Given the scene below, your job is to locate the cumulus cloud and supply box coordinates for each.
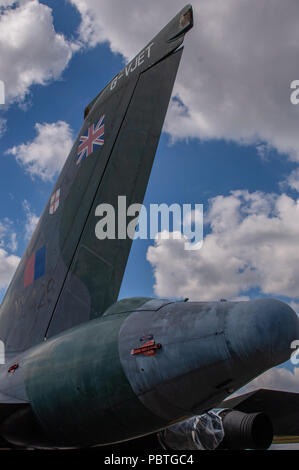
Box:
[285,168,299,192]
[70,0,299,160]
[0,1,18,6]
[0,0,76,104]
[0,248,20,289]
[0,217,17,250]
[0,218,20,288]
[6,121,73,181]
[147,190,299,301]
[68,0,165,57]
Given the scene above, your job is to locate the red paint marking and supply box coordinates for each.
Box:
[24,253,35,288]
[49,188,60,215]
[131,340,162,356]
[8,363,19,373]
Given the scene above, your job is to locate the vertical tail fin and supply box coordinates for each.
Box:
[0,5,193,353]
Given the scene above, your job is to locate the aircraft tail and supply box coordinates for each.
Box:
[0,5,193,354]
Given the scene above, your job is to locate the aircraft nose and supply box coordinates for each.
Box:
[225,298,299,370]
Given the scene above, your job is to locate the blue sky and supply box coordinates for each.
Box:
[1,0,299,393]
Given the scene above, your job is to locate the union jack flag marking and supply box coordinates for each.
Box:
[77,115,105,165]
[49,188,60,215]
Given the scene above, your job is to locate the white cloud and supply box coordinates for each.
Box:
[285,168,299,192]
[69,0,191,59]
[0,217,17,250]
[147,190,299,301]
[0,1,17,6]
[70,0,299,160]
[23,199,39,239]
[0,217,20,288]
[0,248,20,289]
[0,0,76,104]
[6,121,73,181]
